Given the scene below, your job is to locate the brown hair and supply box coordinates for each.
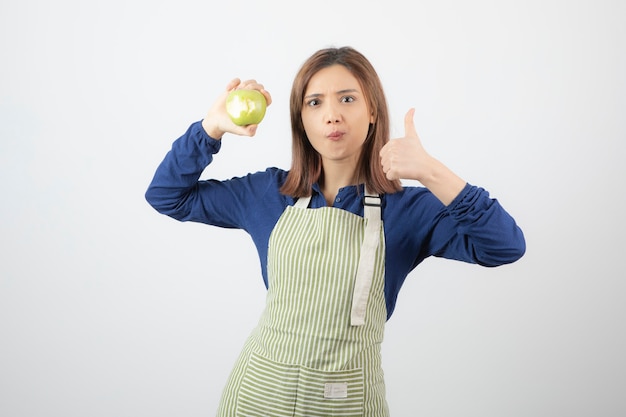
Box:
[280,46,402,197]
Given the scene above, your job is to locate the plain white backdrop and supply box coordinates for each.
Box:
[1,0,625,416]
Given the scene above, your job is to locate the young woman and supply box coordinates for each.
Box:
[146,46,525,417]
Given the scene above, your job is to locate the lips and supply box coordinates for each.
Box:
[326,130,344,141]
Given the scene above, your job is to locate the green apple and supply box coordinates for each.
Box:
[225,89,267,126]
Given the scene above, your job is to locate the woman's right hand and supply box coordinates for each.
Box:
[201,78,272,140]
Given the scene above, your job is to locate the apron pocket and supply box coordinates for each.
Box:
[236,352,365,417]
[236,352,299,417]
[295,365,365,417]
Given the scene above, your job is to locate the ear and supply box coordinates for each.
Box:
[369,110,375,124]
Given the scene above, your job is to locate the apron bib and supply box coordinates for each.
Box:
[217,191,389,417]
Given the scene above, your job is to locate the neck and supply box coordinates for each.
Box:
[319,160,361,206]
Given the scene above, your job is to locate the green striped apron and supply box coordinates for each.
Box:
[216,190,389,417]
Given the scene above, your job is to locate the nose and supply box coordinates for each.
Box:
[324,102,341,124]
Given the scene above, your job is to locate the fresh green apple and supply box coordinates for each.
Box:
[225,89,267,126]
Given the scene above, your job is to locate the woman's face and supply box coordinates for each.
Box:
[301,64,373,169]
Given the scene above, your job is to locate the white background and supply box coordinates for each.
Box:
[1,0,625,416]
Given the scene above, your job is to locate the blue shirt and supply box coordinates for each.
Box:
[145,121,526,319]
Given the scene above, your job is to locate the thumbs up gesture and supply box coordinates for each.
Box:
[380,108,466,206]
[379,108,429,182]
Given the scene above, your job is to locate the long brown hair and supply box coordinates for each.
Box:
[280,46,402,197]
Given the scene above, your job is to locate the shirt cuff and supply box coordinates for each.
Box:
[195,120,222,154]
[446,183,489,222]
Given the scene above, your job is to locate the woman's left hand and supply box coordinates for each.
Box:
[380,108,466,206]
[379,108,430,182]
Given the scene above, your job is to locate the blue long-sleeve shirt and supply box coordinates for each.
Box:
[145,121,526,319]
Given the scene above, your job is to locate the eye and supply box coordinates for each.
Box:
[341,96,355,103]
[306,98,320,107]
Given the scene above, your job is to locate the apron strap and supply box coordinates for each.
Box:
[292,187,382,326]
[293,194,312,209]
[351,187,381,326]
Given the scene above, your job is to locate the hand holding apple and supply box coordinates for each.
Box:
[201,78,272,139]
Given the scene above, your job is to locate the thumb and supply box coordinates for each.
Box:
[232,123,258,137]
[404,108,419,139]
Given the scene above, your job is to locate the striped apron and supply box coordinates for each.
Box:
[216,190,389,417]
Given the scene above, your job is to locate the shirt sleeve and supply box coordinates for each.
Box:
[145,121,269,230]
[430,183,526,267]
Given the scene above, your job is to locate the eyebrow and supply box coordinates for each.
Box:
[304,88,360,100]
